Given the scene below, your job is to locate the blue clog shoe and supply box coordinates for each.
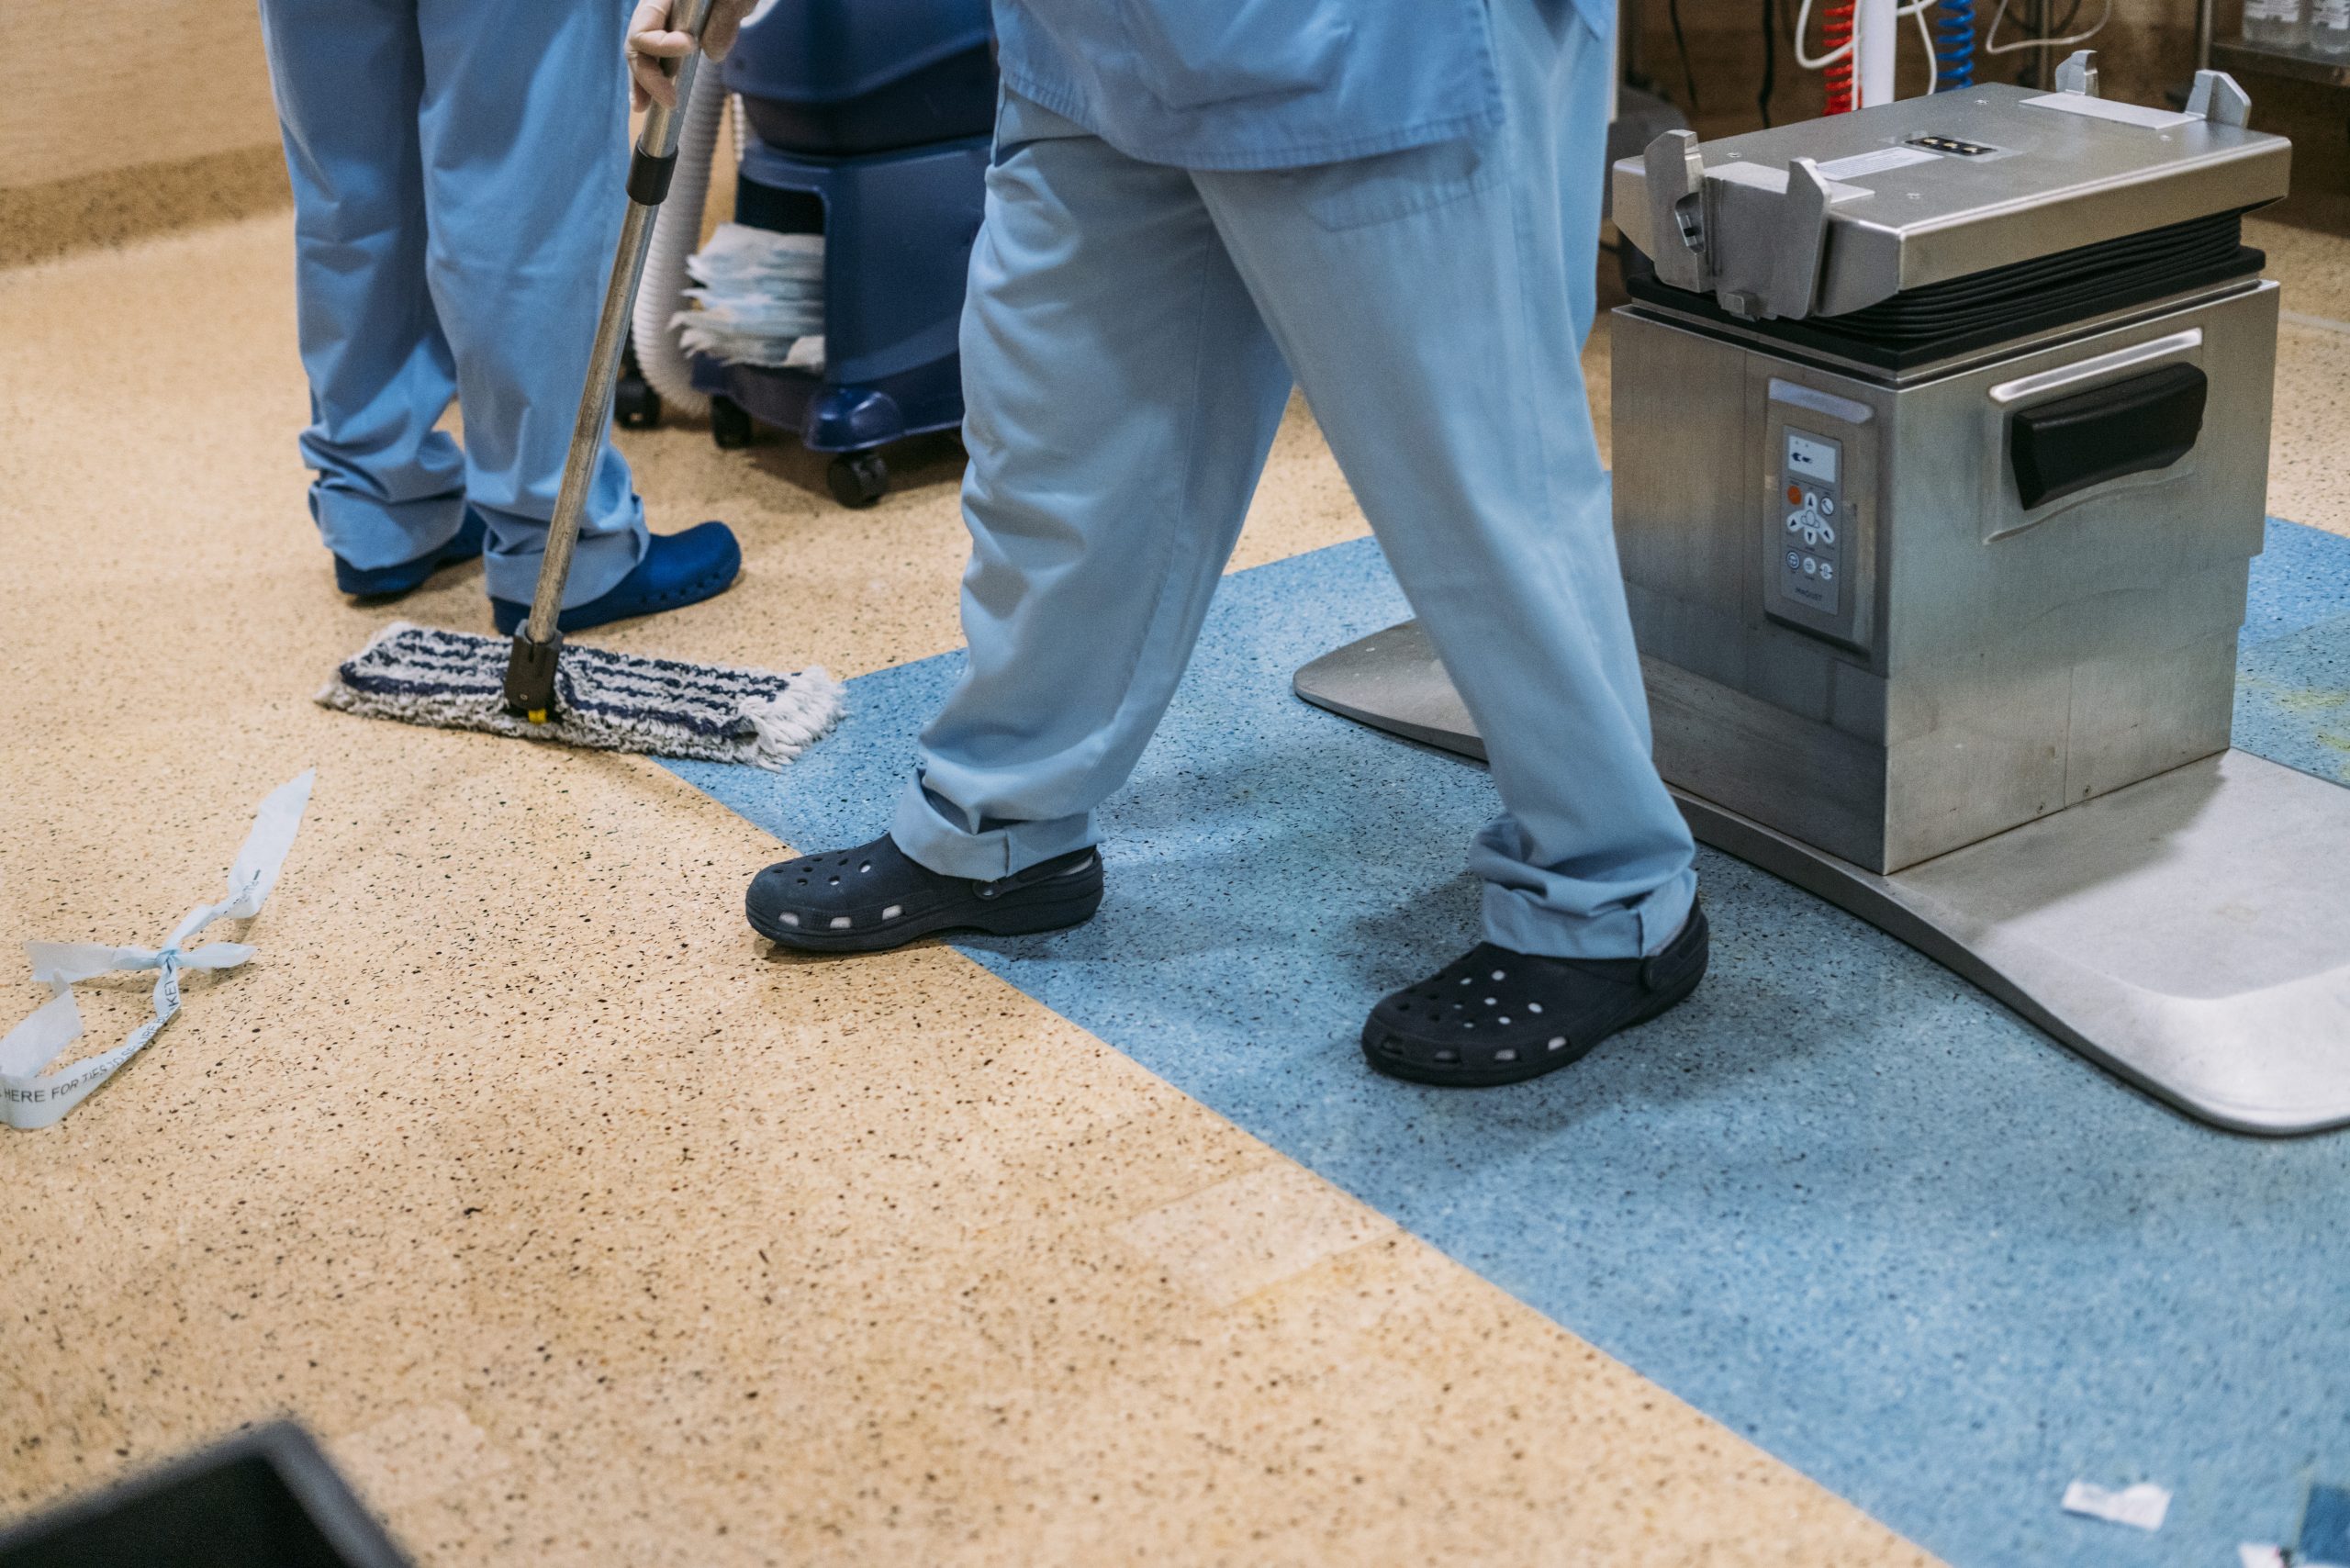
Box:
[334,509,487,598]
[490,521,741,635]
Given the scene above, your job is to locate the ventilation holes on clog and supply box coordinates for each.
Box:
[1528,1002,1542,1014]
[1547,1036,1566,1052]
[1494,1048,1517,1062]
[830,916,852,929]
[1490,969,1505,981]
[1483,996,1496,1006]
[860,861,872,873]
[829,876,841,885]
[1459,977,1473,986]
[1434,1048,1460,1063]
[1497,1016,1511,1025]
[881,905,901,921]
[779,913,800,926]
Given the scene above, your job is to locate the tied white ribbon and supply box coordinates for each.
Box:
[1,771,314,1131]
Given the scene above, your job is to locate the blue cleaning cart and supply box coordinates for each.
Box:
[698,0,996,507]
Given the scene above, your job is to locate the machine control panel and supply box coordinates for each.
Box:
[1757,375,1873,654]
[1779,429,1842,618]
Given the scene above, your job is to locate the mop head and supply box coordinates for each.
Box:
[318,622,843,768]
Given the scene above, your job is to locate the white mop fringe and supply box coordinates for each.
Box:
[739,667,844,769]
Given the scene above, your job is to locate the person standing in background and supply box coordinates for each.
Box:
[258,0,754,630]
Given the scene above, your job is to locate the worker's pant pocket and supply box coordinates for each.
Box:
[1289,133,1498,232]
[989,85,1091,169]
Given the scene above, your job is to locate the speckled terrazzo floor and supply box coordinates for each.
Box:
[1,213,1926,1564]
[676,520,2350,1567]
[2,192,2344,1567]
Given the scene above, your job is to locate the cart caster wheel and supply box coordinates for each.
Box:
[828,452,889,509]
[711,395,754,450]
[614,373,662,431]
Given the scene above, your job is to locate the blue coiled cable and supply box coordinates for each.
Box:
[1934,0,1975,88]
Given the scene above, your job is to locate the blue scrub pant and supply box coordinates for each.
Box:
[258,0,647,606]
[894,0,1700,959]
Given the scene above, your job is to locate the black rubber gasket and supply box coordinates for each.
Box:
[1626,209,2264,373]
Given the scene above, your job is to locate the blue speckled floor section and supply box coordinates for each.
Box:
[670,519,2350,1565]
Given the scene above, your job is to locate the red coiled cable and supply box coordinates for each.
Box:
[1822,0,1856,111]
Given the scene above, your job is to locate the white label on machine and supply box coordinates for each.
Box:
[1707,161,1866,199]
[1787,432,1841,485]
[2020,93,2199,131]
[1815,144,1942,181]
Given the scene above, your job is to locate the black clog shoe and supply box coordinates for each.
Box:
[746,834,1102,954]
[1363,902,1708,1087]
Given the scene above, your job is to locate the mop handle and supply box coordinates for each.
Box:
[504,0,718,718]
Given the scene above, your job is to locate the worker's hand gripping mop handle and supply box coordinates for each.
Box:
[503,0,718,722]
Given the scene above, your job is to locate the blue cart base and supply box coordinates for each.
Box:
[689,132,989,508]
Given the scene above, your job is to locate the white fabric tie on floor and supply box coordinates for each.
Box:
[1,771,313,1130]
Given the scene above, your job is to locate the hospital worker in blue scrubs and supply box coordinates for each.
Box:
[257,0,754,629]
[736,0,1710,1087]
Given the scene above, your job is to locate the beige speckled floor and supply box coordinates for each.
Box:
[2249,210,2350,540]
[3,194,2343,1563]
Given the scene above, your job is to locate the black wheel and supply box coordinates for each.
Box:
[827,451,889,509]
[711,395,755,450]
[615,338,662,430]
[614,374,662,430]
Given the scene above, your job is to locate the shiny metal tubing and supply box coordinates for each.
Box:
[520,0,715,645]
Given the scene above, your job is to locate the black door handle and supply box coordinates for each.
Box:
[2009,362,2208,510]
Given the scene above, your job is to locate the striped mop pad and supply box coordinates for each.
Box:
[318,622,842,768]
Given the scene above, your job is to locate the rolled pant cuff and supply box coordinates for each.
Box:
[1480,868,1700,961]
[481,526,644,609]
[889,778,1096,880]
[313,486,466,570]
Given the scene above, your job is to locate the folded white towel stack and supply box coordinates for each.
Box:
[673,222,827,373]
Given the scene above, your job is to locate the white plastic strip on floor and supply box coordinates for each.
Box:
[2060,1478,2171,1531]
[1,772,313,1130]
[2282,308,2350,339]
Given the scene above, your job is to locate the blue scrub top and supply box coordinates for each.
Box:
[992,0,1548,172]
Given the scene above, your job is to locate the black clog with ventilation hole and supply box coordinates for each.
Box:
[1362,902,1709,1087]
[745,833,1103,955]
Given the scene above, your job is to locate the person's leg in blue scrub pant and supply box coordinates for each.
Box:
[747,0,1704,1082]
[1192,0,1698,966]
[259,0,474,586]
[259,0,736,622]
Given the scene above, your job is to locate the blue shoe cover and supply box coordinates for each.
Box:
[334,509,487,598]
[491,522,741,635]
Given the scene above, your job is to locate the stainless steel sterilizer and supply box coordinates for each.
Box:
[1295,59,2350,1134]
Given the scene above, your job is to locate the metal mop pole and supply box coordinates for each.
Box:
[504,0,718,722]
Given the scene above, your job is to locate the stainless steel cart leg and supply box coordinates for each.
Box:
[1294,622,2350,1137]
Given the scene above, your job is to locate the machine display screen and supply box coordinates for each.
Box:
[1786,431,1839,485]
